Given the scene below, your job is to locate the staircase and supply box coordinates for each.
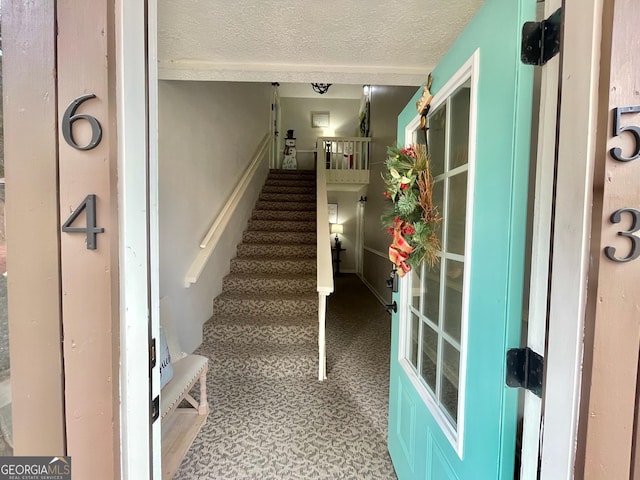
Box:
[208,169,318,379]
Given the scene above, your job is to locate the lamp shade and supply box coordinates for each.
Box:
[330,224,343,234]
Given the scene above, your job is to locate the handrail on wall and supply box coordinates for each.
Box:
[316,157,334,381]
[184,134,270,288]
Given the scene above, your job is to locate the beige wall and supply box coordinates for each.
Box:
[158,81,271,352]
[327,190,362,273]
[361,85,418,301]
[280,97,361,169]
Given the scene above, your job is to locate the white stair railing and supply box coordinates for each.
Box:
[316,155,334,381]
[317,136,371,171]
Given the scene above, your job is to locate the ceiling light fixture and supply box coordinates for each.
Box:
[311,83,332,94]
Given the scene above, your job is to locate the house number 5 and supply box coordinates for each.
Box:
[610,106,640,162]
[604,208,640,263]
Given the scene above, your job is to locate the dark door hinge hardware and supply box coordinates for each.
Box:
[150,395,160,423]
[385,301,397,313]
[386,268,398,293]
[521,7,562,66]
[149,337,157,371]
[506,347,544,397]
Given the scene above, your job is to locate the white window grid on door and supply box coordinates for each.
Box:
[398,50,478,457]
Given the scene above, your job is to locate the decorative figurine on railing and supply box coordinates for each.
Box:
[282,130,297,169]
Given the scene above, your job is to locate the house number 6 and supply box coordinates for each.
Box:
[62,94,103,150]
[604,208,640,263]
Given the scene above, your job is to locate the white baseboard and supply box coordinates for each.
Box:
[357,273,388,308]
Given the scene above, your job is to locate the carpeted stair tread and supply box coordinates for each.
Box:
[259,192,316,203]
[255,200,316,211]
[242,230,316,244]
[213,292,318,316]
[208,313,316,328]
[230,257,316,274]
[262,185,315,194]
[265,179,316,187]
[223,272,316,294]
[204,323,316,346]
[251,210,316,221]
[236,243,316,258]
[247,219,316,232]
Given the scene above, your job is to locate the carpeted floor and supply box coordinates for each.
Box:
[174,274,398,480]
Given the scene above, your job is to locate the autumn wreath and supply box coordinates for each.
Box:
[381,144,441,276]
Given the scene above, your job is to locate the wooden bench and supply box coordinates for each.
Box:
[159,297,209,479]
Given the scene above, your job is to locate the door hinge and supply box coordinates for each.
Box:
[150,395,160,423]
[521,7,562,66]
[149,337,157,372]
[505,347,544,397]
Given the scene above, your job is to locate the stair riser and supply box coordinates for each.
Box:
[242,231,316,244]
[205,324,316,346]
[262,185,315,194]
[259,193,316,203]
[265,179,316,188]
[251,210,316,221]
[254,201,315,211]
[213,297,318,316]
[223,276,316,294]
[236,244,316,258]
[230,258,316,274]
[247,220,316,232]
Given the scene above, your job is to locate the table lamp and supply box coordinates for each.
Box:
[330,223,343,248]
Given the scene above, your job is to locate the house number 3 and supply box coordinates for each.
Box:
[605,106,640,263]
[61,94,104,250]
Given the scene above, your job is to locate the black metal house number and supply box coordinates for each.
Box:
[62,94,103,151]
[61,94,104,250]
[604,105,640,263]
[604,208,640,263]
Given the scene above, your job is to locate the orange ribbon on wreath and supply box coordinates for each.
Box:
[388,218,414,277]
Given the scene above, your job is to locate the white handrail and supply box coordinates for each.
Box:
[184,134,270,288]
[316,157,334,381]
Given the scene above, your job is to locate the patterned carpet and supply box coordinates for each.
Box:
[174,274,397,480]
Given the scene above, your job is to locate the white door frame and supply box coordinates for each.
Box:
[539,0,604,478]
[117,0,161,478]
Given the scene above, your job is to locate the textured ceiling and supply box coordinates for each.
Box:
[157,0,483,85]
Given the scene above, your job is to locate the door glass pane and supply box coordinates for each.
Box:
[422,264,440,325]
[420,324,438,391]
[428,104,447,177]
[444,260,464,343]
[409,313,419,368]
[446,171,467,255]
[411,267,421,311]
[441,341,460,423]
[432,180,444,245]
[450,86,470,169]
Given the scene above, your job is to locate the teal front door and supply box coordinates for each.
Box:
[387,1,535,479]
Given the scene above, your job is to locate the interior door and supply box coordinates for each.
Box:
[387,0,535,478]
